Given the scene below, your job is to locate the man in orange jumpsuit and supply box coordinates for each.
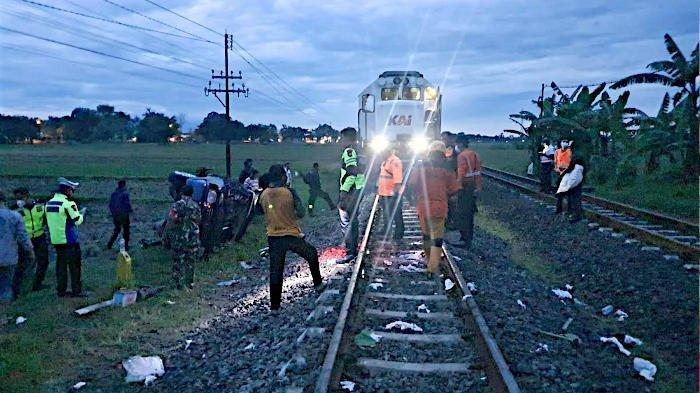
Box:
[554,140,573,214]
[455,135,482,248]
[377,145,404,242]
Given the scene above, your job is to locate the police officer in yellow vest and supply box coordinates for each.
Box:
[338,127,365,262]
[46,177,87,297]
[12,187,50,292]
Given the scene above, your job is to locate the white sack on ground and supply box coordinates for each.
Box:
[633,357,657,382]
[123,356,165,383]
[556,164,584,194]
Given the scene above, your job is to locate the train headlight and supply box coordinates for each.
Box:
[409,136,429,153]
[425,87,437,100]
[370,135,389,152]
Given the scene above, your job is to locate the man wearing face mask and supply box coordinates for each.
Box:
[12,188,49,293]
[554,140,573,214]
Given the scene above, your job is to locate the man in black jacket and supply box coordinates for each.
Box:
[107,180,133,251]
[303,163,336,216]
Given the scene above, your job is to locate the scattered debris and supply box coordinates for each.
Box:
[551,289,572,300]
[633,357,657,382]
[466,282,477,292]
[184,339,193,350]
[75,300,114,316]
[15,316,27,325]
[562,317,574,331]
[614,309,629,322]
[240,261,254,270]
[113,290,138,307]
[354,329,382,347]
[417,304,431,313]
[452,255,462,262]
[444,278,455,291]
[601,305,614,316]
[517,299,527,309]
[565,284,574,291]
[399,265,424,273]
[641,246,661,252]
[368,283,383,290]
[340,380,356,391]
[539,330,582,346]
[165,300,176,305]
[122,356,165,383]
[535,343,549,353]
[383,260,393,266]
[258,247,269,257]
[71,381,86,390]
[624,239,640,244]
[624,335,643,346]
[385,321,423,332]
[462,294,473,301]
[600,336,631,356]
[663,255,680,261]
[217,279,239,287]
[144,375,157,386]
[683,264,700,271]
[243,343,256,351]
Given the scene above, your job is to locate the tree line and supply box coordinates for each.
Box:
[507,34,698,184]
[0,106,341,144]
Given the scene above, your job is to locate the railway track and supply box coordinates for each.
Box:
[314,195,520,393]
[482,166,699,261]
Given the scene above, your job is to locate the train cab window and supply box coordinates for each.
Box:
[402,87,421,100]
[381,88,399,101]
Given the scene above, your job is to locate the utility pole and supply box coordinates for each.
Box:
[204,33,249,179]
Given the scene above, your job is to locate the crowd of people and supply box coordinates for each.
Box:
[1,129,584,313]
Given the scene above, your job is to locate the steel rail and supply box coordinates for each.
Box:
[482,167,699,260]
[315,194,380,393]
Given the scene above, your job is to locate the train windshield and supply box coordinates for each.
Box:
[402,87,421,100]
[381,88,399,101]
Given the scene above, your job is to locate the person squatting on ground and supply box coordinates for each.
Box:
[163,185,202,290]
[408,145,459,279]
[12,187,48,293]
[46,177,87,297]
[259,165,324,312]
[303,163,336,216]
[337,127,366,261]
[107,179,133,251]
[377,145,405,242]
[554,140,573,214]
[556,157,586,223]
[455,135,483,248]
[0,191,34,302]
[539,138,556,193]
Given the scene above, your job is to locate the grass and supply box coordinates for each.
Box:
[0,143,340,392]
[471,142,697,221]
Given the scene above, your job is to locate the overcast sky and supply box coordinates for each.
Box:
[0,0,697,134]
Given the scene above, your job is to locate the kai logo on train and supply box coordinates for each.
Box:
[388,115,412,126]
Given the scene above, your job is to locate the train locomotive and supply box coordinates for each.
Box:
[358,71,442,153]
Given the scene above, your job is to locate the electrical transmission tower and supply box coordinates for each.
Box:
[205,33,249,179]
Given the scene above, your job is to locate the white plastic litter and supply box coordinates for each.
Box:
[535,343,549,353]
[399,265,424,273]
[369,283,383,290]
[243,343,256,351]
[624,335,643,346]
[565,284,574,291]
[462,294,473,301]
[72,381,87,390]
[217,279,238,287]
[369,332,382,342]
[383,260,393,266]
[165,300,176,305]
[466,282,477,292]
[184,339,193,350]
[240,261,254,269]
[633,357,657,382]
[417,304,431,313]
[601,305,614,316]
[452,255,462,262]
[683,264,700,271]
[615,309,629,321]
[385,321,423,332]
[600,337,631,356]
[517,299,527,309]
[444,278,455,291]
[122,356,165,383]
[551,289,572,299]
[340,380,356,391]
[15,316,26,325]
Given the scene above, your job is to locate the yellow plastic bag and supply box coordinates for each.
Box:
[116,250,135,289]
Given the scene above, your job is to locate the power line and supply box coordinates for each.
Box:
[143,0,221,36]
[0,25,201,80]
[17,0,217,44]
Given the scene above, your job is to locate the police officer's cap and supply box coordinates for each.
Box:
[57,177,79,189]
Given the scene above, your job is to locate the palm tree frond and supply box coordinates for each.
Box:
[610,73,674,89]
[660,93,670,114]
[672,90,686,107]
[646,60,679,76]
[664,33,688,71]
[589,82,607,103]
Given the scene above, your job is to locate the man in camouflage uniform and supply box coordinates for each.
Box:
[163,185,202,290]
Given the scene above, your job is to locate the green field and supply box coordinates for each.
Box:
[472,142,698,221]
[0,143,341,392]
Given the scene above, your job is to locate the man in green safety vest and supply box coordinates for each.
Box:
[12,187,49,294]
[46,177,87,298]
[337,127,365,262]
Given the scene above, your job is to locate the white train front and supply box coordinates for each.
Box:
[357,71,442,151]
